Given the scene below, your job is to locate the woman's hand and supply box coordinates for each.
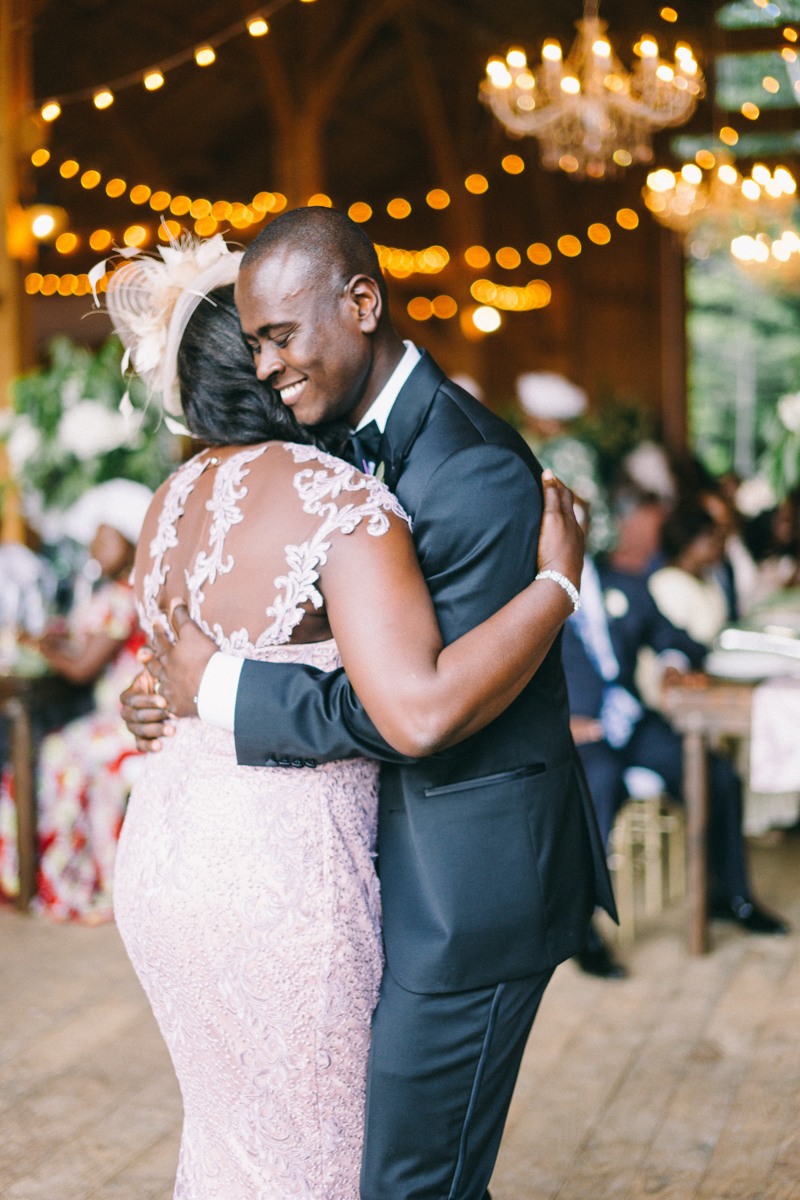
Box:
[537,469,585,591]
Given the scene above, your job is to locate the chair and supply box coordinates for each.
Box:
[607,766,686,944]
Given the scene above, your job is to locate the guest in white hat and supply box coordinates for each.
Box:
[516,371,614,554]
[0,478,153,922]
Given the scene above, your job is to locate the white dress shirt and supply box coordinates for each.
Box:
[196,342,420,730]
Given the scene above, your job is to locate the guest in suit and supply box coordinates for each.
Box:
[119,206,616,1200]
[563,548,788,966]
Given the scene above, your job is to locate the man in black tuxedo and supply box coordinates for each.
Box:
[122,208,615,1200]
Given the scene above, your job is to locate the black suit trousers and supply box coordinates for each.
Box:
[578,711,750,901]
[361,966,553,1200]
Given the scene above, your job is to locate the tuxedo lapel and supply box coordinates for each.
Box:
[380,351,445,491]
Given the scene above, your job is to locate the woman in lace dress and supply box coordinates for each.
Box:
[109,243,580,1200]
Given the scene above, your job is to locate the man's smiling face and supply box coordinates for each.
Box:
[235,247,377,428]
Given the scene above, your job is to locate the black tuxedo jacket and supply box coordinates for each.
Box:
[561,565,706,722]
[235,351,616,993]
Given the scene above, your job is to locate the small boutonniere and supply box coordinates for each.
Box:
[374,461,386,482]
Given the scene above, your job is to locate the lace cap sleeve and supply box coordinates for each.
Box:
[285,443,411,535]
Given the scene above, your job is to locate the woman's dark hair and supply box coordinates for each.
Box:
[660,504,715,562]
[177,284,350,455]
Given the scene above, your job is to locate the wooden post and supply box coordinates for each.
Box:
[0,0,34,543]
[6,697,35,911]
[683,726,709,954]
[660,226,688,458]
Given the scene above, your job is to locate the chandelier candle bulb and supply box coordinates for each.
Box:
[93,89,114,109]
[681,163,702,184]
[506,49,527,68]
[542,42,562,61]
[718,164,738,184]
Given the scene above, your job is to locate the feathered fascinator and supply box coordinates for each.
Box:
[94,233,243,417]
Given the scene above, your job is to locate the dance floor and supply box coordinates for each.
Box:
[2,836,800,1200]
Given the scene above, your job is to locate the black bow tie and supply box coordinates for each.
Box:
[349,420,383,474]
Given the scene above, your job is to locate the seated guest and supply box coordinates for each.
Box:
[564,538,788,976]
[741,492,800,607]
[648,505,728,647]
[607,485,669,577]
[0,479,152,922]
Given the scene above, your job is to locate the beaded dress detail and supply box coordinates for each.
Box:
[114,443,408,1200]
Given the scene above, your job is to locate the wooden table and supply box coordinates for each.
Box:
[0,674,78,911]
[661,679,754,954]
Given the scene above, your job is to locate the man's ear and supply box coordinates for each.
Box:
[346,274,382,334]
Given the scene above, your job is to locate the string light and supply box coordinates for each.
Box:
[31,149,50,167]
[471,278,551,311]
[741,102,760,120]
[106,178,126,197]
[89,230,112,251]
[465,246,491,268]
[93,89,114,109]
[247,17,269,35]
[496,246,521,269]
[387,198,411,218]
[501,155,525,174]
[527,243,551,264]
[557,234,582,256]
[81,170,101,189]
[55,232,78,253]
[588,222,611,244]
[195,46,216,66]
[407,296,459,320]
[31,214,55,239]
[40,101,60,121]
[59,160,79,178]
[143,70,165,91]
[348,202,372,222]
[720,127,739,146]
[465,174,488,194]
[130,185,152,204]
[307,193,332,207]
[472,306,502,332]
[426,189,450,209]
[123,225,148,247]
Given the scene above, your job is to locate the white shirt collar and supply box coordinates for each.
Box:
[355,341,420,432]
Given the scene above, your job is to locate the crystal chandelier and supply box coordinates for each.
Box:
[643,156,798,264]
[480,0,704,180]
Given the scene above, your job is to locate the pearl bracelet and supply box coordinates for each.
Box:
[535,569,581,613]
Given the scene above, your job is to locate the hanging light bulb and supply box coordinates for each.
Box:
[41,101,61,121]
[143,70,165,90]
[247,15,269,35]
[93,89,114,109]
[195,46,216,66]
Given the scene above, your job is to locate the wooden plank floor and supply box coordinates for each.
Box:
[1,836,799,1199]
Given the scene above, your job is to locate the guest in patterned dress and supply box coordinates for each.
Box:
[0,480,152,922]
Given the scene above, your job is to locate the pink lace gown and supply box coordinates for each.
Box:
[114,443,408,1199]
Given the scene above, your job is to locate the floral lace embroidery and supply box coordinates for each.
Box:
[255,444,412,648]
[140,441,411,658]
[185,445,268,648]
[137,452,213,644]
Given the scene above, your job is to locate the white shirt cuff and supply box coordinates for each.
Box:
[196,652,243,731]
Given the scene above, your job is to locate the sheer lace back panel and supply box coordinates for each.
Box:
[135,441,410,667]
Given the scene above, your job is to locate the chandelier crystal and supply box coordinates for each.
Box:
[480,0,704,179]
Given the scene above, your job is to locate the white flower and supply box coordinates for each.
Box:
[778,391,800,434]
[6,416,42,472]
[735,476,776,517]
[58,400,129,460]
[60,377,82,409]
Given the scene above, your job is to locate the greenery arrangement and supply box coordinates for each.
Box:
[1,336,176,540]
